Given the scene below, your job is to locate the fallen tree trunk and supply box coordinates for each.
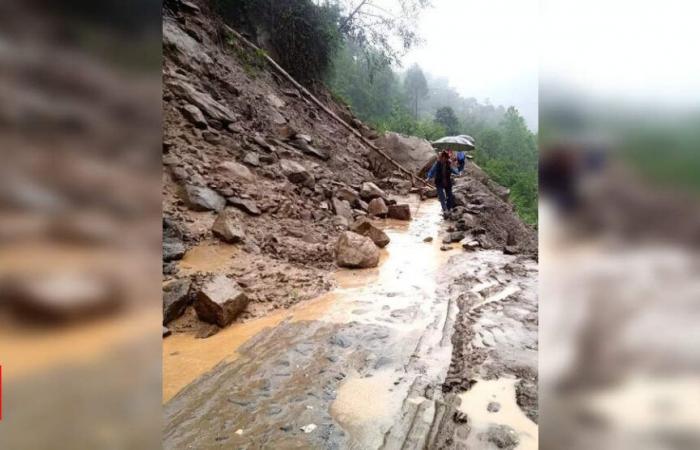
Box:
[222,25,431,188]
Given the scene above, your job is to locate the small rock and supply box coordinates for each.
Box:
[162,326,171,337]
[335,231,380,268]
[487,401,501,413]
[453,411,469,424]
[279,159,315,188]
[228,197,261,215]
[183,185,226,211]
[234,429,244,436]
[181,104,207,128]
[163,238,186,261]
[423,236,433,243]
[503,245,518,255]
[217,161,253,183]
[440,245,451,251]
[211,210,246,243]
[163,278,191,324]
[463,240,480,251]
[300,424,317,433]
[349,218,390,248]
[195,275,249,327]
[202,130,221,144]
[332,215,349,229]
[331,197,353,221]
[367,197,388,218]
[336,187,359,204]
[484,424,520,449]
[196,323,220,339]
[387,204,411,220]
[359,182,386,200]
[242,152,260,167]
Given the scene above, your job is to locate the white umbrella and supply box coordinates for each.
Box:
[431,135,475,152]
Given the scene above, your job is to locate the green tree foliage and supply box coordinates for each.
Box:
[213,0,342,86]
[404,64,429,119]
[336,0,432,66]
[435,106,459,135]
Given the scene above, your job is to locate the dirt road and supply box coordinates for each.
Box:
[163,197,538,449]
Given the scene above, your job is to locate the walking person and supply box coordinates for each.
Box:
[426,150,458,218]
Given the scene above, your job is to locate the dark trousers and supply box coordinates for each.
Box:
[436,184,454,212]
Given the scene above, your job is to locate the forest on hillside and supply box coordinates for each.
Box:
[211,0,538,225]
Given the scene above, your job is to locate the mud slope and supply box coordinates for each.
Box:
[162,1,414,328]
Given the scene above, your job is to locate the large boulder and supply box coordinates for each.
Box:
[331,197,353,221]
[279,159,315,188]
[367,197,389,218]
[350,218,390,248]
[195,275,249,327]
[217,161,253,184]
[211,210,246,243]
[375,132,435,174]
[335,231,380,268]
[163,278,191,324]
[388,204,411,221]
[183,185,226,211]
[360,182,386,200]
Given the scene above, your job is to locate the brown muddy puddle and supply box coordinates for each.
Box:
[163,196,448,407]
[457,377,538,449]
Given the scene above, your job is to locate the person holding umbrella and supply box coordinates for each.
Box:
[426,150,459,218]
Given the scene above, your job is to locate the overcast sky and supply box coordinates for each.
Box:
[401,0,539,130]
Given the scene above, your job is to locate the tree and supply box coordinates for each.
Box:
[336,0,432,67]
[435,106,459,135]
[403,64,428,119]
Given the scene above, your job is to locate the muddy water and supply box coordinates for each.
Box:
[163,197,447,403]
[163,197,460,448]
[458,377,538,449]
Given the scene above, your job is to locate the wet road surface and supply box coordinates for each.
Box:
[163,197,538,449]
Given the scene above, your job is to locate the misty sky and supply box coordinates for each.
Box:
[401,0,539,130]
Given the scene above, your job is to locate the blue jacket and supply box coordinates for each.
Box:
[426,161,458,186]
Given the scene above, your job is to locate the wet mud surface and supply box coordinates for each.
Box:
[163,198,538,449]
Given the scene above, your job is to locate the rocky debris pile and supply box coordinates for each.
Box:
[162,6,418,330]
[440,163,537,256]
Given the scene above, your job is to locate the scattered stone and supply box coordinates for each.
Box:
[387,204,411,221]
[163,326,171,337]
[332,215,349,229]
[335,231,380,268]
[202,130,221,144]
[336,187,359,204]
[163,278,191,324]
[349,218,390,248]
[195,275,249,327]
[440,245,451,251]
[183,185,226,211]
[359,182,386,200]
[423,236,433,243]
[217,161,253,183]
[163,238,186,261]
[181,104,207,128]
[463,240,480,251]
[211,210,246,243]
[503,245,518,255]
[443,232,466,244]
[290,138,329,160]
[453,411,469,424]
[242,152,260,167]
[227,197,261,215]
[331,197,353,221]
[235,428,244,436]
[300,424,317,433]
[279,159,315,188]
[356,199,369,211]
[487,402,501,413]
[367,197,388,218]
[167,80,236,123]
[484,424,520,449]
